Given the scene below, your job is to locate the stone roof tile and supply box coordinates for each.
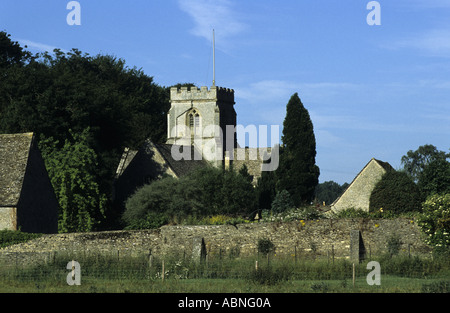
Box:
[0,133,34,206]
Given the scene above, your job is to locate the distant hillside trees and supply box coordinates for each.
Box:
[315,181,349,205]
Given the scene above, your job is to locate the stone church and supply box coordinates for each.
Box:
[113,84,274,209]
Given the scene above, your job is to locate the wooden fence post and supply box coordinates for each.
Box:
[352,263,355,288]
[162,260,165,282]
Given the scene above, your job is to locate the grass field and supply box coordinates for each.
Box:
[0,252,449,293]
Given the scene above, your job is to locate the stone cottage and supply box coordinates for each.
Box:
[0,132,58,233]
[330,158,393,213]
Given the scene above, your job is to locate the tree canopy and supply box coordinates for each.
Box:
[401,144,450,199]
[0,31,171,230]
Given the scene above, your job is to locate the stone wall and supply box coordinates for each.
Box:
[0,218,431,266]
[232,147,272,183]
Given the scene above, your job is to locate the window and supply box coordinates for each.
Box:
[187,109,201,136]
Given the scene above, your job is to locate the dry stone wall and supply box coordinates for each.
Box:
[0,218,431,266]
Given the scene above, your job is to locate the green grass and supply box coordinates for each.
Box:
[0,253,449,293]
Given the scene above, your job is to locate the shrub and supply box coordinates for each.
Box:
[417,193,450,247]
[386,234,402,257]
[369,170,422,214]
[333,208,371,218]
[122,166,257,228]
[123,176,197,225]
[257,238,275,256]
[0,230,42,248]
[271,190,294,213]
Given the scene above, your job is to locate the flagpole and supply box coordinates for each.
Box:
[212,29,216,87]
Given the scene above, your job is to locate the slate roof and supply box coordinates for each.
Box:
[115,140,209,179]
[0,132,34,206]
[154,143,208,177]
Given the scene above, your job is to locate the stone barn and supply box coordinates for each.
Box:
[0,133,58,233]
[330,158,393,213]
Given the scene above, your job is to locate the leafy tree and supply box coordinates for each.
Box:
[401,144,449,183]
[369,170,422,214]
[0,31,32,68]
[0,34,172,229]
[277,93,320,206]
[39,128,107,232]
[418,157,450,197]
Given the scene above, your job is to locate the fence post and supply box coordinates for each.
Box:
[148,249,153,268]
[352,263,356,288]
[332,245,335,264]
[294,246,297,264]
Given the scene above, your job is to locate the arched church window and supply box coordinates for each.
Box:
[187,109,201,136]
[189,114,194,128]
[195,114,200,129]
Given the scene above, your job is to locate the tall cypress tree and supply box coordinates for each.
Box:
[277,93,320,206]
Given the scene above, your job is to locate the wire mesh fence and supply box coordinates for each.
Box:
[1,249,445,286]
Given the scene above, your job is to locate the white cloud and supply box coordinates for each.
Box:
[235,79,359,106]
[178,0,247,48]
[387,29,450,57]
[17,39,67,54]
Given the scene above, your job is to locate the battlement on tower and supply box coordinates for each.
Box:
[170,86,235,104]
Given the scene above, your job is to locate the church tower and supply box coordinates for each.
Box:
[166,85,237,166]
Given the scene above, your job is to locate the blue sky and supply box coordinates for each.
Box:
[1,0,449,184]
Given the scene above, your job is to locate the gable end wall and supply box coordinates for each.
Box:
[331,160,387,213]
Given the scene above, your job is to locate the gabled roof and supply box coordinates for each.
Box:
[154,143,209,177]
[115,140,209,180]
[331,158,394,207]
[0,132,34,206]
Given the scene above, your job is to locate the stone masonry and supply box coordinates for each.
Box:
[0,218,431,266]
